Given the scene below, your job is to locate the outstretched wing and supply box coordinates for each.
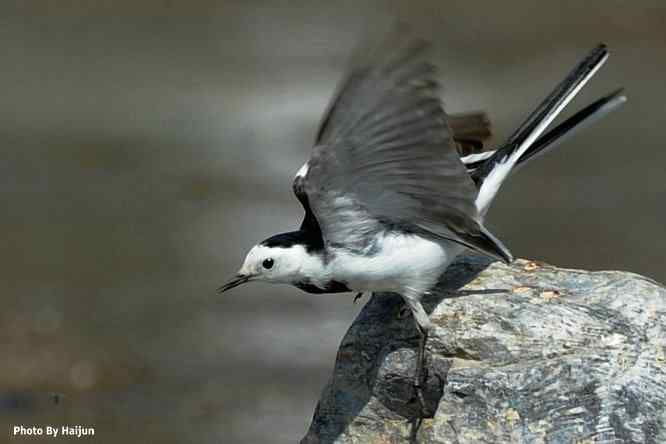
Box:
[294,36,511,262]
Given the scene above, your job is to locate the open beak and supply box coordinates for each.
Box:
[218,274,251,293]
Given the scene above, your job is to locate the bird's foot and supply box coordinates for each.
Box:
[353,292,364,304]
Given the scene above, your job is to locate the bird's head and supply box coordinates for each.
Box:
[219,238,316,293]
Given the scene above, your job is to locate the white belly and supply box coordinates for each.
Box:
[328,233,463,294]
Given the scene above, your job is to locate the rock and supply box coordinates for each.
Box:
[301,256,666,444]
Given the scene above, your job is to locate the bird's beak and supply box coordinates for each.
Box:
[218,274,251,293]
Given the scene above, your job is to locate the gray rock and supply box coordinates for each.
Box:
[302,256,666,443]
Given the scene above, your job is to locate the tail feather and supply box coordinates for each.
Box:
[462,88,627,172]
[514,87,626,169]
[474,44,610,216]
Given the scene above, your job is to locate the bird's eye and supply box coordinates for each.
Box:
[262,258,274,269]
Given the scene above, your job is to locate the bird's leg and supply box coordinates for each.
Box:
[413,323,429,412]
[403,296,432,415]
[353,292,364,304]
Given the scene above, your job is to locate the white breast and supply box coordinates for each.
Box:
[327,233,463,295]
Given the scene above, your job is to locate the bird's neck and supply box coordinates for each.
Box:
[285,234,352,294]
[261,229,351,294]
[297,248,357,293]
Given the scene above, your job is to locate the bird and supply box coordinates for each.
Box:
[219,33,625,412]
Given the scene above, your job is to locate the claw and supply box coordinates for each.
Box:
[353,292,363,304]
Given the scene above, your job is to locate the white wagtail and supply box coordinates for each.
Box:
[220,34,625,409]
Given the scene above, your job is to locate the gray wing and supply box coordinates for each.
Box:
[299,37,511,261]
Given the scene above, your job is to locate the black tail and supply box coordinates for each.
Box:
[473,44,614,215]
[515,87,626,168]
[464,87,626,173]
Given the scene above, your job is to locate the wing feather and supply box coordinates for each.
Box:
[297,34,511,262]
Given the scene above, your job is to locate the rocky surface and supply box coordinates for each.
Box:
[301,256,666,443]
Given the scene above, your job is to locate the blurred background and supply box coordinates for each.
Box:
[0,1,664,443]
